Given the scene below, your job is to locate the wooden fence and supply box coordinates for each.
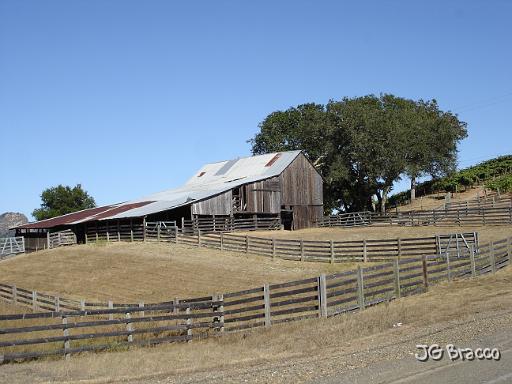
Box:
[172,231,478,262]
[47,230,77,249]
[85,217,281,244]
[318,204,512,228]
[0,237,25,259]
[1,236,510,363]
[182,216,282,234]
[316,211,372,228]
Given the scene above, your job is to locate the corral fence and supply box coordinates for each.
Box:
[47,230,77,249]
[318,204,512,228]
[181,216,282,234]
[0,237,25,259]
[172,231,478,262]
[316,211,372,228]
[84,216,281,244]
[1,236,510,363]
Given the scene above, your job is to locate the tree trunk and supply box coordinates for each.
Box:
[410,178,417,201]
[380,186,390,215]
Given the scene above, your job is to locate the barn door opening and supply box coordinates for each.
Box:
[281,209,293,230]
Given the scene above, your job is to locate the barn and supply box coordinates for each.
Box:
[15,150,323,246]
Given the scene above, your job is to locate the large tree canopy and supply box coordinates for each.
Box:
[249,94,467,214]
[32,184,96,221]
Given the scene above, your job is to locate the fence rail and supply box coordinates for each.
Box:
[0,237,25,259]
[1,236,510,363]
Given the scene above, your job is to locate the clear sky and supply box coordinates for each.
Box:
[1,0,511,219]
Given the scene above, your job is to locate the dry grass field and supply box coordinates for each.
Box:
[0,242,361,303]
[1,264,511,384]
[243,224,512,243]
[394,186,487,212]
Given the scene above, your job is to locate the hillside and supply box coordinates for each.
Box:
[388,154,512,208]
[0,212,27,237]
[0,242,357,302]
[2,264,511,383]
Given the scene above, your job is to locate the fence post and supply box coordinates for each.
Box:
[117,221,121,242]
[157,225,161,242]
[421,254,429,292]
[470,244,476,277]
[393,258,401,299]
[215,294,225,332]
[397,238,402,258]
[363,239,368,263]
[186,306,192,343]
[508,237,512,263]
[490,241,496,274]
[55,296,60,312]
[318,274,327,318]
[175,227,179,244]
[80,299,85,312]
[245,235,249,253]
[446,248,451,282]
[62,316,70,360]
[198,230,202,247]
[356,266,365,310]
[139,302,145,317]
[330,240,335,264]
[300,239,304,261]
[272,238,276,260]
[12,285,17,305]
[126,312,133,343]
[108,300,114,321]
[47,231,51,249]
[32,291,38,310]
[220,232,224,251]
[263,283,272,327]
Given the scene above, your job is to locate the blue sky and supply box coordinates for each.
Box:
[1,1,511,219]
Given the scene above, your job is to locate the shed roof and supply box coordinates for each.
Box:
[15,150,305,229]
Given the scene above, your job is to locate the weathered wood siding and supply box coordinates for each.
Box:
[280,153,323,206]
[280,153,323,229]
[192,190,232,215]
[244,177,281,213]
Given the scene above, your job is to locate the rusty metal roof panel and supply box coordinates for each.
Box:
[15,205,121,229]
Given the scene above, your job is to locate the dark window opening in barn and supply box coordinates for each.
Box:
[198,172,206,177]
[265,154,281,167]
[215,159,239,176]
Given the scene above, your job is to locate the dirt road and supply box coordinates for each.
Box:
[118,310,512,384]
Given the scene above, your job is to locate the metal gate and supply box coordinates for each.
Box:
[436,232,479,259]
[0,237,25,258]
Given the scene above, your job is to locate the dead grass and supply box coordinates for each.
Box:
[394,186,487,212]
[0,242,359,303]
[2,264,512,383]
[244,224,512,243]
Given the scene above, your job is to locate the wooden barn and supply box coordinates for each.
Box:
[15,150,323,244]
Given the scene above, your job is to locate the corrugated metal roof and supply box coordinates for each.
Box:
[15,205,120,229]
[15,150,303,228]
[105,150,302,220]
